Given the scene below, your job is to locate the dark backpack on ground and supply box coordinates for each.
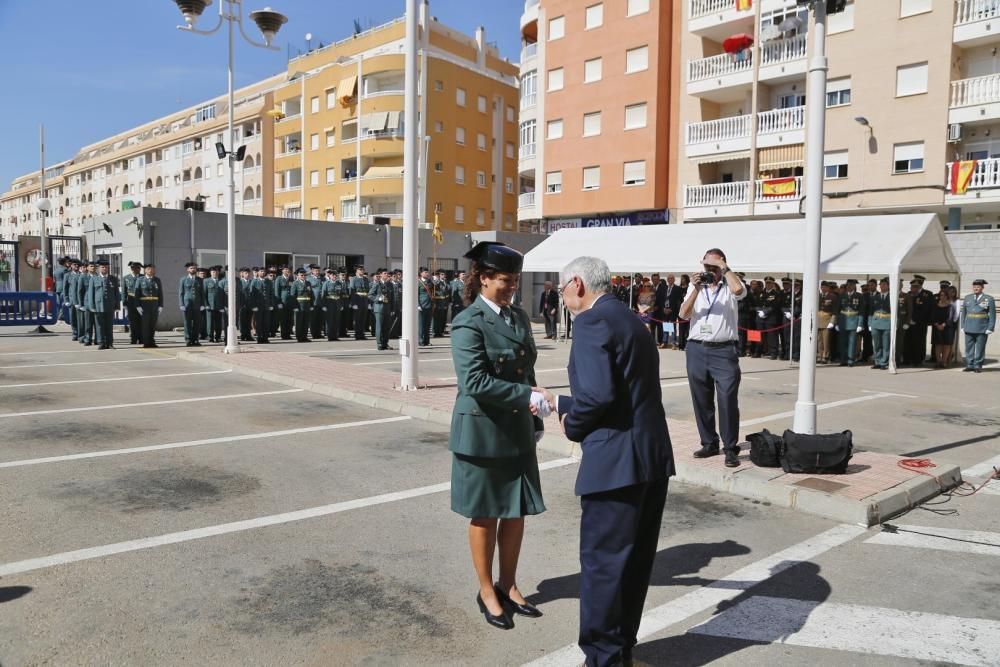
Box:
[780,429,853,474]
[747,429,784,467]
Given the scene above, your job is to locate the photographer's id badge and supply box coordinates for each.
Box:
[700,323,713,335]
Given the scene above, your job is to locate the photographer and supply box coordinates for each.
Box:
[678,248,746,468]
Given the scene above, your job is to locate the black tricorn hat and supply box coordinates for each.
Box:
[464,241,523,274]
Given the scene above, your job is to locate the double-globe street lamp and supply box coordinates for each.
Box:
[171,0,287,354]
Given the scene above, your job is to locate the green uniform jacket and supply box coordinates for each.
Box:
[961,293,996,333]
[178,275,204,308]
[450,279,465,307]
[319,278,346,309]
[290,279,314,311]
[53,264,67,294]
[136,276,163,307]
[869,291,893,331]
[78,273,95,310]
[66,271,79,307]
[449,297,538,459]
[417,278,433,311]
[837,291,867,329]
[203,277,225,309]
[89,274,120,313]
[122,273,141,308]
[369,279,389,312]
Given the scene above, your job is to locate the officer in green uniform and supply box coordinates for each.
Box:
[451,271,467,322]
[202,266,225,342]
[433,269,450,336]
[53,256,68,322]
[90,259,120,350]
[289,268,313,342]
[349,265,370,340]
[369,268,393,350]
[448,241,544,631]
[336,268,351,338]
[121,261,142,344]
[817,281,839,364]
[135,263,163,348]
[757,276,783,360]
[390,269,404,339]
[249,267,273,344]
[894,280,911,367]
[237,267,253,341]
[961,278,996,373]
[217,266,231,345]
[77,261,96,346]
[868,277,893,370]
[319,268,345,341]
[274,266,294,340]
[417,266,433,346]
[66,259,81,340]
[785,278,803,361]
[178,262,205,347]
[307,264,325,339]
[837,278,866,367]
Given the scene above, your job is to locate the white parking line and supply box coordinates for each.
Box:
[0,357,177,370]
[964,454,1000,479]
[354,356,454,366]
[0,416,413,469]
[688,596,1000,666]
[865,524,1000,557]
[0,369,231,389]
[287,346,452,356]
[739,392,908,427]
[523,524,867,667]
[0,349,102,356]
[0,389,302,419]
[0,457,578,577]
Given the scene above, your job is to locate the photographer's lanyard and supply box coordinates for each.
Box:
[703,282,724,316]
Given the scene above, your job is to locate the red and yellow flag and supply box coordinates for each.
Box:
[736,0,752,10]
[950,160,977,195]
[432,212,444,244]
[761,177,797,198]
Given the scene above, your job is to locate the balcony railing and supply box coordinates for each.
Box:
[690,0,746,19]
[363,89,404,99]
[951,73,1000,107]
[519,143,537,160]
[275,184,302,193]
[758,106,805,135]
[518,192,536,208]
[760,34,807,67]
[520,93,537,110]
[955,0,1000,25]
[275,113,301,123]
[684,181,750,208]
[688,52,753,82]
[521,43,538,62]
[686,115,751,145]
[946,157,1000,192]
[755,176,803,201]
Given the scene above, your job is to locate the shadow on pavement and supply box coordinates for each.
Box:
[0,586,32,604]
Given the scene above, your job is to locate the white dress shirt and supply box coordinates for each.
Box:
[685,280,745,343]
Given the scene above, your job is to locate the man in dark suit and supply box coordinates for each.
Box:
[539,280,559,339]
[540,256,674,667]
[664,273,684,349]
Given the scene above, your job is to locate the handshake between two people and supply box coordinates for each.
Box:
[528,387,557,420]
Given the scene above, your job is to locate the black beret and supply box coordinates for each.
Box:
[463,241,523,274]
[295,268,306,274]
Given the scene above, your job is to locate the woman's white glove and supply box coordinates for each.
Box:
[529,391,552,418]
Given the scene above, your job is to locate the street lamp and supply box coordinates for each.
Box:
[173,0,287,354]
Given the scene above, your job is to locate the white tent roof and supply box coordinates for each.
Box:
[522,214,960,279]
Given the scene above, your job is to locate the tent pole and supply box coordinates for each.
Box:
[888,271,898,374]
[789,273,796,366]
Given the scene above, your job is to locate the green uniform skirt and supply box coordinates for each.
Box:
[451,450,546,519]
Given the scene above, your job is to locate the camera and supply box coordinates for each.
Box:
[697,271,715,284]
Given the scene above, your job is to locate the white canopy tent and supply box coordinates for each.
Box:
[522,214,962,372]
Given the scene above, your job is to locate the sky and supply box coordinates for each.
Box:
[0,0,523,190]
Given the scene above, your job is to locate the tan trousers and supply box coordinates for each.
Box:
[817,311,834,361]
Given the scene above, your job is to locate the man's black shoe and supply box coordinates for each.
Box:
[693,445,720,458]
[724,450,740,467]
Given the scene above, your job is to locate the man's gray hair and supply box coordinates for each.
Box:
[561,256,611,295]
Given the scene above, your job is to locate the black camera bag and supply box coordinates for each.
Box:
[747,429,783,467]
[780,429,853,474]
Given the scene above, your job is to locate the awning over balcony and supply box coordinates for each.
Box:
[363,165,404,178]
[693,150,751,165]
[338,76,358,105]
[758,144,804,170]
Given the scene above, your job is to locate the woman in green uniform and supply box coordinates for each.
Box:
[450,241,547,630]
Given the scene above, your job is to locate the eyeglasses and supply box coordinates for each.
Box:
[557,276,576,295]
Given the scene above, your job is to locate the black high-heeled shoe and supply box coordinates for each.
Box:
[476,593,514,630]
[494,584,543,618]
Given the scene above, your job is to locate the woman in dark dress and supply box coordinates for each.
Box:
[449,242,547,630]
[931,289,955,368]
[677,274,691,350]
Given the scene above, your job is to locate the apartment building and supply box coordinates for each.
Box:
[678,0,1000,230]
[517,0,677,232]
[0,3,519,243]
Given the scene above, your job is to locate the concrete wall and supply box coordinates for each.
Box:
[86,208,546,329]
[945,229,1000,292]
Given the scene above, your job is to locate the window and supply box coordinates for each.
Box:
[506,142,515,159]
[547,119,564,140]
[310,207,319,220]
[477,133,487,150]
[217,193,224,207]
[455,205,465,223]
[182,140,194,155]
[584,57,603,83]
[623,160,646,186]
[826,78,851,107]
[477,171,487,188]
[549,16,565,40]
[435,79,444,91]
[217,164,224,177]
[326,208,334,221]
[310,96,319,114]
[505,177,513,194]
[195,104,216,123]
[583,111,602,137]
[585,3,603,29]
[779,93,806,109]
[896,62,928,97]
[900,0,932,16]
[520,119,537,151]
[478,95,487,113]
[824,150,848,179]
[893,142,924,174]
[624,102,647,129]
[310,170,319,187]
[456,127,466,145]
[626,45,649,74]
[546,171,562,194]
[506,105,515,122]
[434,120,444,133]
[455,165,465,184]
[582,166,600,191]
[326,129,336,147]
[828,0,854,34]
[627,0,650,16]
[476,208,486,226]
[548,67,564,92]
[310,133,319,150]
[326,88,337,109]
[434,161,443,173]
[341,198,357,219]
[323,168,334,185]
[456,87,466,107]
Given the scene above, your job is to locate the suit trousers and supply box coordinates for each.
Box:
[905,324,928,365]
[418,308,431,345]
[80,308,94,343]
[255,309,271,343]
[543,309,557,337]
[183,305,202,343]
[324,304,341,341]
[311,306,325,339]
[207,310,222,341]
[70,305,79,338]
[95,311,113,347]
[579,479,668,667]
[353,305,367,339]
[965,332,987,369]
[294,309,311,342]
[872,327,891,368]
[141,308,158,346]
[685,341,741,452]
[839,330,858,365]
[127,304,142,343]
[280,303,294,339]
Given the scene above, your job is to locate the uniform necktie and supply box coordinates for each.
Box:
[501,306,514,331]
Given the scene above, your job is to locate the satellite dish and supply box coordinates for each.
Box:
[305,32,313,41]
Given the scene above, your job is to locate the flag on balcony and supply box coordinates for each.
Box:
[761,177,797,197]
[950,160,977,195]
[432,212,444,245]
[736,0,752,10]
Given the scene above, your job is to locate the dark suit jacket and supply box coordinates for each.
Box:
[539,288,559,315]
[558,294,675,495]
[666,283,683,321]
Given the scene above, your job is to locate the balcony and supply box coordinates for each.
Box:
[687,52,753,100]
[520,93,537,111]
[688,0,754,40]
[518,192,536,208]
[521,43,538,64]
[684,181,750,218]
[945,157,1000,203]
[757,106,806,147]
[685,115,751,157]
[521,0,539,31]
[954,0,1000,46]
[759,34,808,82]
[950,73,1000,124]
[754,176,803,215]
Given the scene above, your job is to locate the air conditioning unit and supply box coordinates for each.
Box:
[948,123,962,143]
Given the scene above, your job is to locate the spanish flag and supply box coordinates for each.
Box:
[761,177,797,198]
[950,160,977,195]
[432,212,444,245]
[736,0,752,10]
